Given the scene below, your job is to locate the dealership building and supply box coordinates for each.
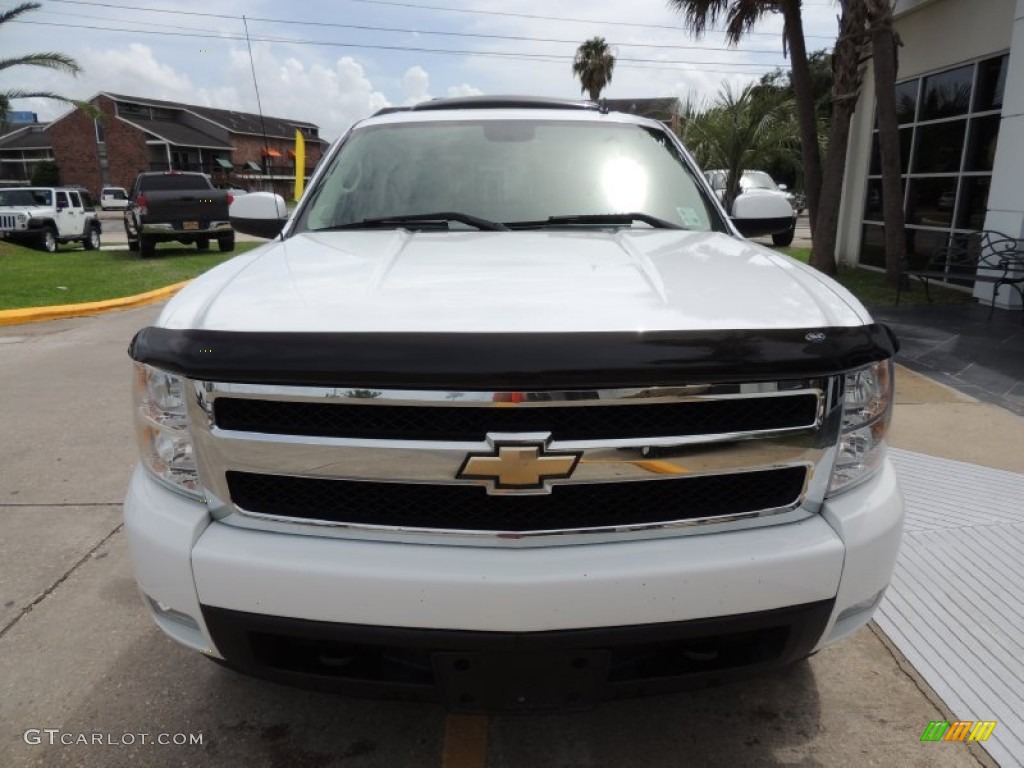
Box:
[837,0,1024,309]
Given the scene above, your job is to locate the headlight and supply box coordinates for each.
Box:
[133,362,201,498]
[828,358,893,495]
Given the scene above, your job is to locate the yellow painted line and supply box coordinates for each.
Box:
[0,280,191,326]
[441,714,488,768]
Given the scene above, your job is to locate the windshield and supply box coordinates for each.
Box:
[296,119,722,232]
[741,172,780,191]
[0,189,51,206]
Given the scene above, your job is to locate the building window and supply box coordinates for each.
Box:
[860,53,1009,277]
[95,119,105,144]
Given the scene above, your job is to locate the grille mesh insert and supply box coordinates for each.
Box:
[214,394,819,442]
[226,466,808,532]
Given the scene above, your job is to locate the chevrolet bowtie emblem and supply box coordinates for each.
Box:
[457,442,581,492]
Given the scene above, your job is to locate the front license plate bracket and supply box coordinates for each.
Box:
[433,649,610,713]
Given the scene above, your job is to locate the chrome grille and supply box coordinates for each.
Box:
[187,380,841,545]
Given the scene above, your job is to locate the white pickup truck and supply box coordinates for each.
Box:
[0,187,102,252]
[125,97,903,713]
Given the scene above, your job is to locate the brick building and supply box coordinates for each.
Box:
[0,122,54,185]
[0,92,327,197]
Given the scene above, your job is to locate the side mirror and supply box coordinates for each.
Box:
[230,192,288,238]
[731,216,793,239]
[778,183,788,191]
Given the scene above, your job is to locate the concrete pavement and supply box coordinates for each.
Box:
[0,304,998,767]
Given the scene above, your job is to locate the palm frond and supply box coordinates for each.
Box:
[666,0,731,39]
[1,90,100,119]
[0,2,41,26]
[0,52,82,75]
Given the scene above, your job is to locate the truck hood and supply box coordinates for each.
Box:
[159,229,871,333]
[0,205,45,213]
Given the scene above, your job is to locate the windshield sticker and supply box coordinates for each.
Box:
[676,207,702,228]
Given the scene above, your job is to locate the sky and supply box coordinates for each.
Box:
[5,0,842,141]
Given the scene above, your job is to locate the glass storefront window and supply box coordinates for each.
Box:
[956,177,991,230]
[974,55,1008,112]
[966,115,1001,172]
[869,127,913,175]
[864,179,884,221]
[896,80,919,124]
[920,65,973,121]
[912,120,966,174]
[906,178,958,229]
[859,54,1006,282]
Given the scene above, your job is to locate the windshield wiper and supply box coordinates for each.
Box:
[505,213,685,230]
[315,212,509,232]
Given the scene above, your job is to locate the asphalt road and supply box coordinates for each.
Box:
[0,304,987,768]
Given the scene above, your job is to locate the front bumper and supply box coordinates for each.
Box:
[123,458,904,709]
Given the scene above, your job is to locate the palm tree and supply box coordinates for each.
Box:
[668,0,822,236]
[681,82,798,213]
[867,0,906,288]
[809,0,869,276]
[572,37,616,101]
[1,2,96,133]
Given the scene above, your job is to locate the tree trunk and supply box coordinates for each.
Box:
[811,0,869,277]
[781,1,822,237]
[869,2,906,288]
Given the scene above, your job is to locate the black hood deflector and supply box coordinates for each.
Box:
[128,325,898,389]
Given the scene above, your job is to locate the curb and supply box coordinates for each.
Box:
[0,280,190,327]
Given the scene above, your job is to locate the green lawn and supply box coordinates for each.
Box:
[780,247,975,308]
[0,240,264,310]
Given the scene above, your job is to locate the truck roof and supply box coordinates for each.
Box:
[364,95,660,129]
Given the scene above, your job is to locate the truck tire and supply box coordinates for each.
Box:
[218,233,235,252]
[140,235,156,258]
[196,237,210,251]
[38,226,58,253]
[83,226,101,251]
[772,225,795,247]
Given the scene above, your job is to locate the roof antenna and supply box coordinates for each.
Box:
[242,15,271,180]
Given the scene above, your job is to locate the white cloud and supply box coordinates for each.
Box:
[402,65,432,105]
[446,83,484,98]
[80,43,195,99]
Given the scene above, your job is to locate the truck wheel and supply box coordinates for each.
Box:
[218,234,235,252]
[83,226,101,251]
[140,236,156,258]
[196,237,210,251]
[772,226,795,247]
[38,226,58,253]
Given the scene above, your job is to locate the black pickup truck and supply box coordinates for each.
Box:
[124,171,234,257]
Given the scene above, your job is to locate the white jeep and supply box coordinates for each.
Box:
[0,187,102,252]
[125,97,903,713]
